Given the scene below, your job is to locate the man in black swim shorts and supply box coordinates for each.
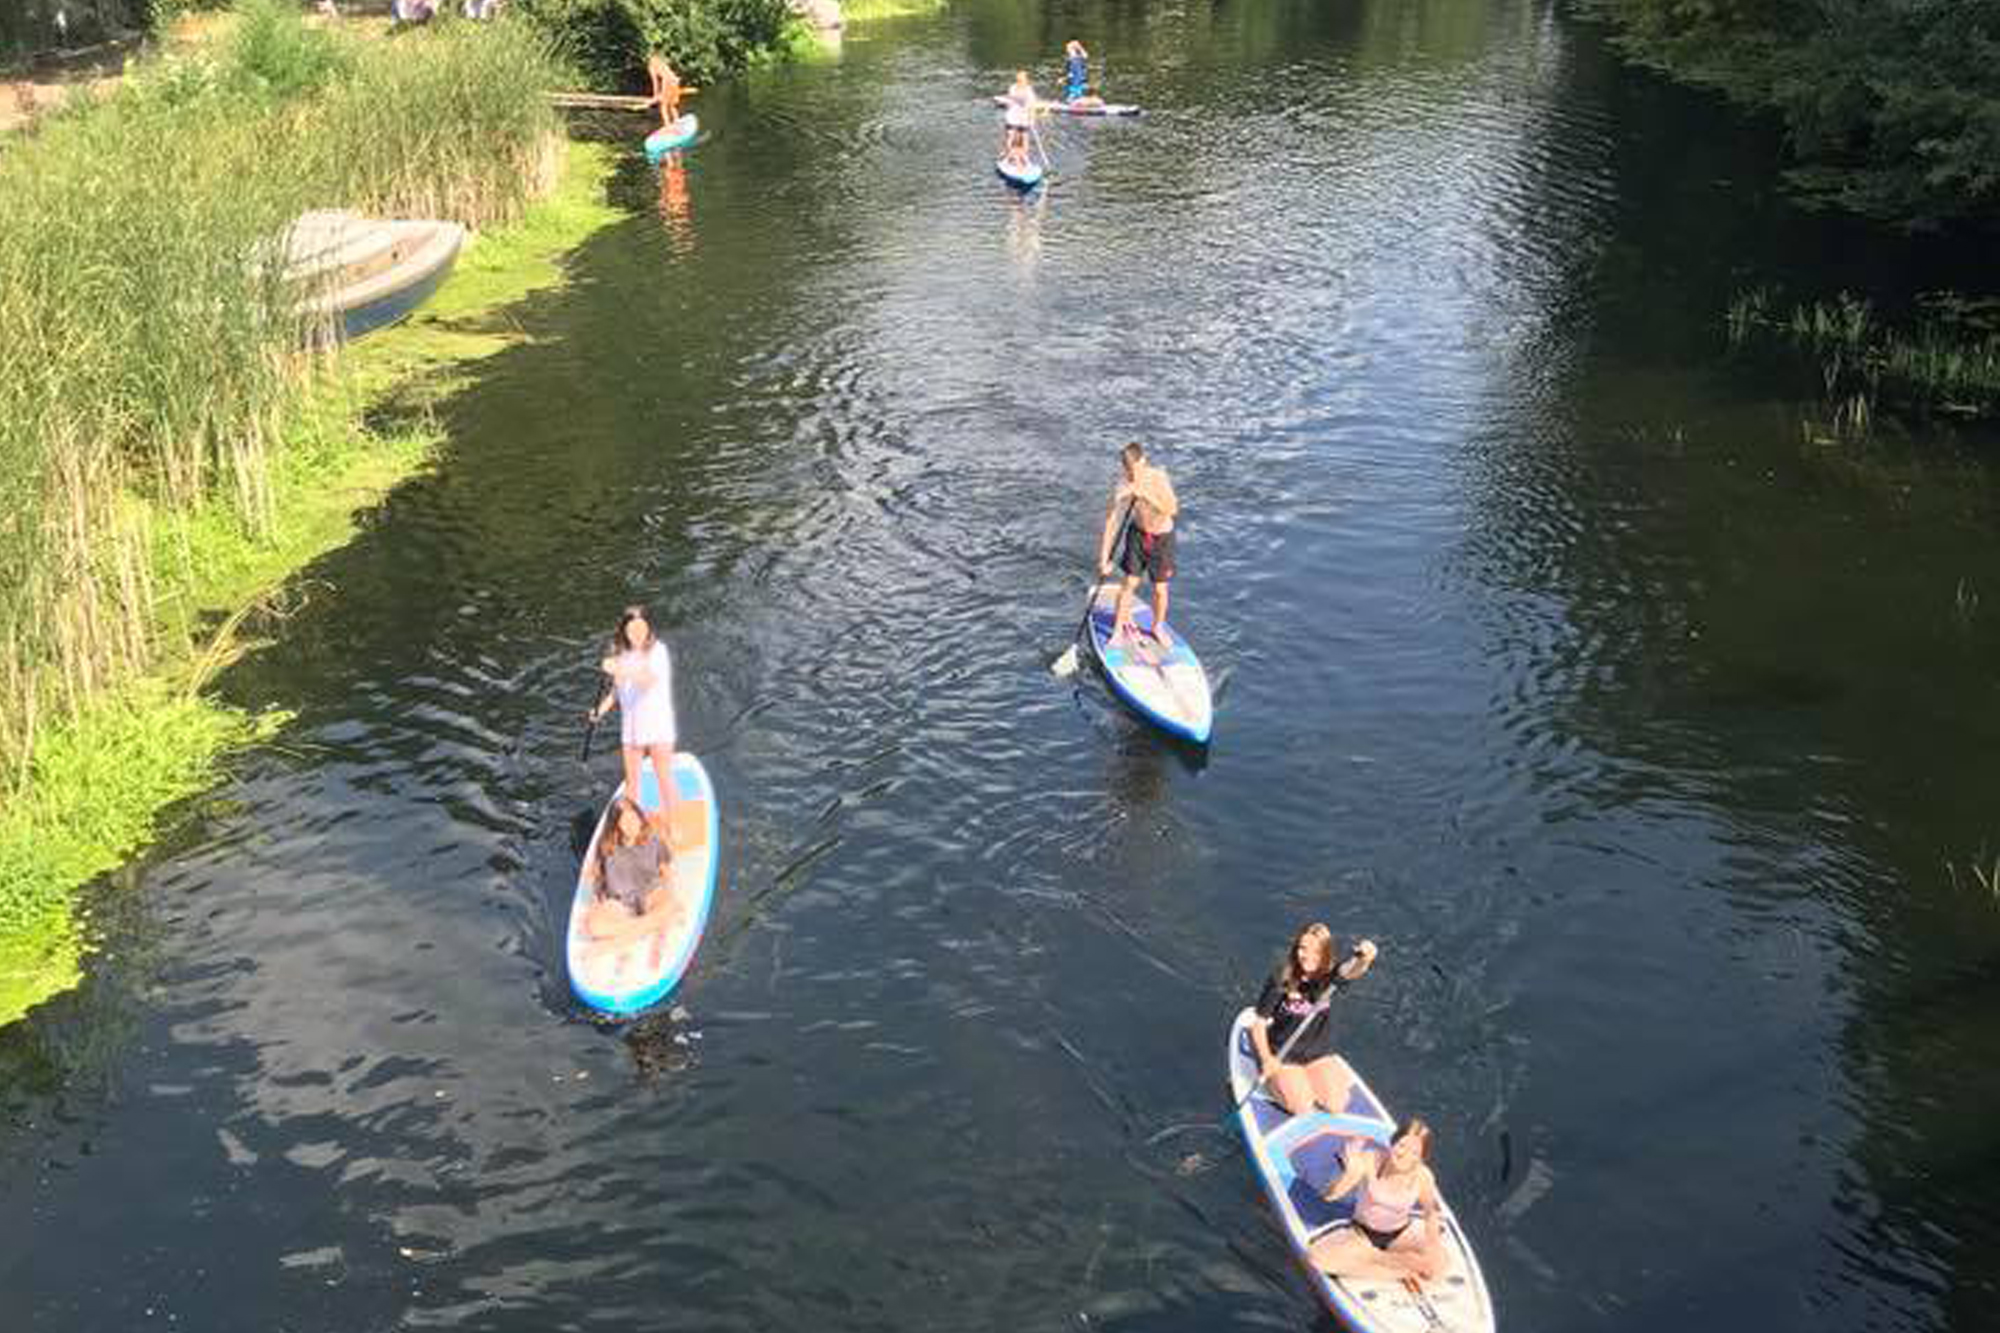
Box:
[1096,440,1181,647]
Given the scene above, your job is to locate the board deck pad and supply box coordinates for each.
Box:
[566,754,718,1017]
[645,114,699,162]
[1086,580,1213,743]
[1227,1009,1496,1333]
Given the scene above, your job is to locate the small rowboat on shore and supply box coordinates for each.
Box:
[1227,1009,1496,1333]
[282,210,464,346]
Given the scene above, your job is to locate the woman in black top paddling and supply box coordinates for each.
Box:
[1249,922,1378,1117]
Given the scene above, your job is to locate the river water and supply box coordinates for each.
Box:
[5,1,1999,1329]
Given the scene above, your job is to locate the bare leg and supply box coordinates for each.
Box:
[1151,579,1172,644]
[1312,1228,1424,1282]
[1112,575,1141,642]
[1266,1063,1318,1117]
[646,743,676,847]
[1303,1054,1355,1115]
[620,743,642,806]
[1383,1228,1450,1282]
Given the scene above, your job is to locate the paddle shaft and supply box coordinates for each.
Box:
[1234,983,1345,1112]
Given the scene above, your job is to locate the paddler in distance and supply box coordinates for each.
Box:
[1096,440,1182,649]
[1000,69,1039,171]
[646,52,685,131]
[1061,39,1105,109]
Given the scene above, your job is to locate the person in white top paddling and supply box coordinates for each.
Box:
[1000,69,1038,170]
[589,605,679,843]
[1096,440,1181,649]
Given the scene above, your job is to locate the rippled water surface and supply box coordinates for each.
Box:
[7,2,2000,1329]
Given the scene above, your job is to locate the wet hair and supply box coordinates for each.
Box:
[1278,922,1343,990]
[1120,440,1145,466]
[1389,1117,1433,1162]
[613,604,654,654]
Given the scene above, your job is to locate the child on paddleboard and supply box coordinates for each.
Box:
[1001,70,1038,168]
[1063,40,1092,103]
[1248,923,1379,1117]
[647,53,684,131]
[589,605,679,844]
[582,798,681,967]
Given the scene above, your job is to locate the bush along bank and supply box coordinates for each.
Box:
[0,2,623,1027]
[509,0,810,91]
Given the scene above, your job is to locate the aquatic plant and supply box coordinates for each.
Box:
[1726,289,2000,424]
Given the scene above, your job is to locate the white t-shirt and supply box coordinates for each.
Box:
[616,640,676,749]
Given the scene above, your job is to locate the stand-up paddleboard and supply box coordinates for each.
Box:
[1086,580,1212,743]
[567,754,719,1018]
[644,114,700,163]
[995,156,1046,189]
[991,94,1142,117]
[1228,1009,1496,1333]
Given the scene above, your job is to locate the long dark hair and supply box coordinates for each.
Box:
[1277,921,1344,991]
[611,604,655,655]
[597,797,651,886]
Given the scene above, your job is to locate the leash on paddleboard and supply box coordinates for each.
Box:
[1401,1275,1445,1330]
[1052,500,1132,677]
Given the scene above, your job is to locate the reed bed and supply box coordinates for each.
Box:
[0,4,564,793]
[1727,287,2000,422]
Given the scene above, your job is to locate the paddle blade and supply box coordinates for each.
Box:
[1051,643,1081,677]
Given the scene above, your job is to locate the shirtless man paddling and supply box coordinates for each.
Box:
[1096,441,1181,648]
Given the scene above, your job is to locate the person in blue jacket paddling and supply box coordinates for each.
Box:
[1063,40,1090,101]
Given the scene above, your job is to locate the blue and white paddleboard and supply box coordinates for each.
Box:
[567,754,719,1018]
[995,156,1046,189]
[1086,580,1212,743]
[1227,1009,1496,1333]
[644,114,700,163]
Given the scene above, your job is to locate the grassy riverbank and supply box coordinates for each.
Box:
[0,5,625,1026]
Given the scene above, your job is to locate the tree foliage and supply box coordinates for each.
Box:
[510,0,794,88]
[1584,0,2000,227]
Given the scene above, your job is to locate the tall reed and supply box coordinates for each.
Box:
[0,7,565,795]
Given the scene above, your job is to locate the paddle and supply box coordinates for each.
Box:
[1029,111,1054,173]
[1231,982,1343,1113]
[1052,501,1131,677]
[582,683,609,763]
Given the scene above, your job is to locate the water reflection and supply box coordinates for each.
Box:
[655,152,695,252]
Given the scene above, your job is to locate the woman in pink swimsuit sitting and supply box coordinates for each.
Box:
[1309,1117,1450,1282]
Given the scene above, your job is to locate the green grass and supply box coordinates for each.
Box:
[0,106,620,1028]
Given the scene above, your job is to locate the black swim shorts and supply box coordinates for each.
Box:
[1118,525,1177,582]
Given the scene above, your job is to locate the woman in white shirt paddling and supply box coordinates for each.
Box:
[589,605,678,844]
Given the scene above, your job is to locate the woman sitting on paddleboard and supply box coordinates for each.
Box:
[1310,1118,1449,1282]
[582,798,680,960]
[1250,922,1378,1117]
[1001,70,1038,168]
[589,605,679,841]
